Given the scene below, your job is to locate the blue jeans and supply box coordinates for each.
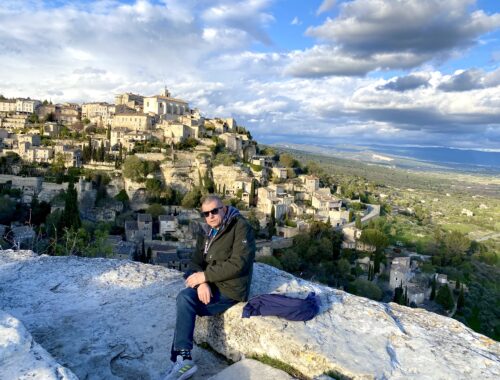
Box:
[170,286,238,362]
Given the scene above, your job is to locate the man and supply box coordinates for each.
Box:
[165,194,255,380]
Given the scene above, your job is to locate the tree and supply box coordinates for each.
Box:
[350,279,382,301]
[355,214,362,229]
[436,285,454,311]
[181,188,202,209]
[115,189,129,208]
[62,180,81,230]
[249,179,256,206]
[122,156,145,182]
[268,205,276,237]
[430,277,437,300]
[279,153,297,168]
[393,283,406,306]
[147,203,165,219]
[247,208,260,236]
[360,228,389,253]
[457,287,465,311]
[145,178,162,200]
[0,196,16,224]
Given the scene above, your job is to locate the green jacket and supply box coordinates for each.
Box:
[190,207,255,301]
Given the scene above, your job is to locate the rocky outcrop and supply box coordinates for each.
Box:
[0,250,227,380]
[0,250,499,380]
[196,264,500,380]
[0,311,78,380]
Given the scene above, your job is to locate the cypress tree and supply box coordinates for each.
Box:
[249,179,255,206]
[99,141,105,162]
[457,286,465,311]
[430,277,436,300]
[269,205,277,237]
[436,284,454,311]
[63,180,81,230]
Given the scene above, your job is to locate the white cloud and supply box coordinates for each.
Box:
[316,0,336,16]
[285,0,500,78]
[0,0,498,149]
[291,17,302,26]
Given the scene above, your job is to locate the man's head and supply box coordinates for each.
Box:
[201,194,226,229]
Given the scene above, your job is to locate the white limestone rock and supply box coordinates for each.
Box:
[1,250,499,380]
[0,250,228,380]
[0,310,78,380]
[208,358,294,380]
[195,263,500,380]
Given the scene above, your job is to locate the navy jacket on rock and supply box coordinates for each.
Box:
[242,292,321,322]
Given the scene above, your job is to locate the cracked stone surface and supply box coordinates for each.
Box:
[0,310,78,380]
[0,250,228,380]
[1,250,499,380]
[195,264,500,380]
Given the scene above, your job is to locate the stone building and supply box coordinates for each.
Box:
[59,103,81,125]
[82,102,115,126]
[389,257,411,290]
[0,99,17,113]
[115,92,144,112]
[16,98,41,114]
[112,113,153,132]
[219,133,256,160]
[143,88,189,120]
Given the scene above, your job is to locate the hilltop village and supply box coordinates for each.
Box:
[0,89,469,319]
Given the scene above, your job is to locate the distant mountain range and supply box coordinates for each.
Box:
[272,143,500,174]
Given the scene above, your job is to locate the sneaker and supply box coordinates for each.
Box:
[164,355,198,380]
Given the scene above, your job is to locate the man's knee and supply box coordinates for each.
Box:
[176,287,197,307]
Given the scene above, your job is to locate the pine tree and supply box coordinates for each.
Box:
[146,247,152,264]
[455,279,461,290]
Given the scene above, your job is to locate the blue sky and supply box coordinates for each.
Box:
[1,0,500,150]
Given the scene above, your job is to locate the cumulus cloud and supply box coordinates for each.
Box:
[0,0,499,149]
[285,45,431,77]
[291,17,302,26]
[438,68,500,92]
[286,0,500,77]
[202,0,274,45]
[377,74,431,92]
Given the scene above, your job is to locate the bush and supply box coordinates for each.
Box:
[349,279,383,301]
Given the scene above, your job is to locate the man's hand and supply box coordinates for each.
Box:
[197,283,212,305]
[185,271,206,288]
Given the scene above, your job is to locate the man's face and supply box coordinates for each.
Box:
[201,200,226,229]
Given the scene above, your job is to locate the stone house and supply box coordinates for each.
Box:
[159,215,177,235]
[389,257,411,290]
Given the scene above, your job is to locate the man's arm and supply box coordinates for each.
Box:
[188,231,205,273]
[204,219,255,283]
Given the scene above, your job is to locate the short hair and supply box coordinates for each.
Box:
[200,194,223,207]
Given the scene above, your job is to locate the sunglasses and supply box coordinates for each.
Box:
[201,206,223,218]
